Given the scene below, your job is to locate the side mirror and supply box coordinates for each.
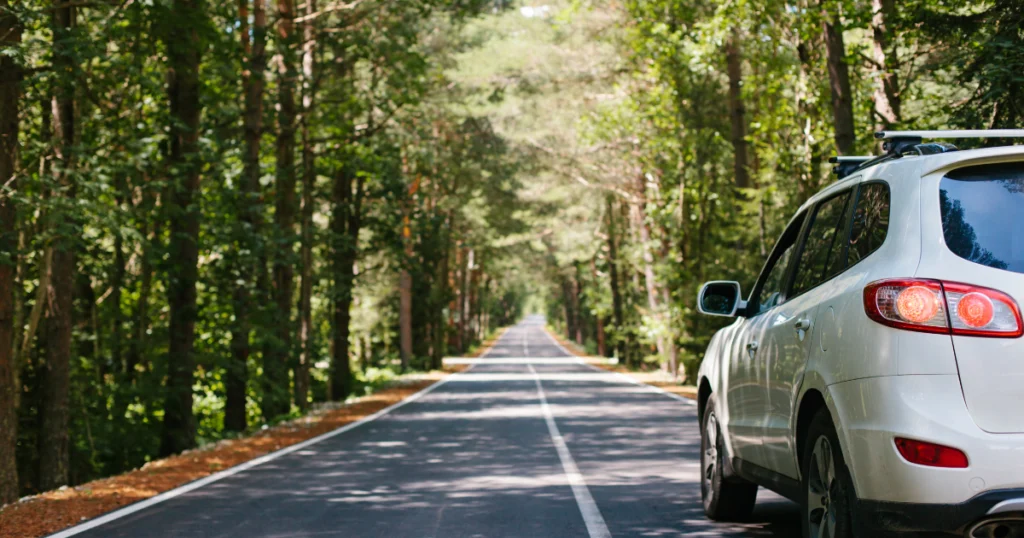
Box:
[697,281,746,317]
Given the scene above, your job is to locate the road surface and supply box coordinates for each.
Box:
[54,316,800,538]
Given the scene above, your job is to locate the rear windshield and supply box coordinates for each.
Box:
[940,162,1024,274]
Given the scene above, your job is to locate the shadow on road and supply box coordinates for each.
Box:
[75,319,803,538]
[531,361,802,538]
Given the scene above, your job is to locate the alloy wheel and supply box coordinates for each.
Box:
[806,435,838,538]
[702,412,719,499]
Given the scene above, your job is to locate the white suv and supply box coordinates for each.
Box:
[695,131,1024,538]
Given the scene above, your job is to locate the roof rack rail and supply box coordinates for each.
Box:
[830,156,873,179]
[836,129,1024,179]
[876,130,1024,140]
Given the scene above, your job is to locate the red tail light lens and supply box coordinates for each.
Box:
[894,437,968,468]
[956,292,994,328]
[864,279,1023,338]
[896,286,941,324]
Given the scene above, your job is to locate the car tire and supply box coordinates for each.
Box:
[801,408,855,538]
[701,398,758,521]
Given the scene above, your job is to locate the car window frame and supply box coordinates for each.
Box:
[746,210,808,317]
[785,187,857,302]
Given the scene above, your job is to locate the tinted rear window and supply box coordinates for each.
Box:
[940,162,1024,274]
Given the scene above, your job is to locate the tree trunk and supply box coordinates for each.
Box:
[0,0,22,504]
[398,267,412,369]
[589,258,607,358]
[330,166,362,401]
[725,27,750,190]
[478,276,489,342]
[39,2,77,490]
[39,2,76,490]
[226,0,267,433]
[453,246,463,352]
[430,214,451,369]
[822,5,856,155]
[605,194,626,363]
[266,0,298,420]
[573,267,584,345]
[636,197,666,361]
[295,0,317,411]
[870,0,900,129]
[128,193,154,375]
[662,285,679,378]
[796,42,825,198]
[632,173,667,366]
[561,277,574,341]
[398,172,418,370]
[160,0,203,457]
[461,248,473,349]
[111,187,126,373]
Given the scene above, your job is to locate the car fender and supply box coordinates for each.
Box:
[792,370,840,475]
[697,318,744,396]
[698,318,746,470]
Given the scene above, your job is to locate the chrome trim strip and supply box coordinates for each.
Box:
[987,499,1024,515]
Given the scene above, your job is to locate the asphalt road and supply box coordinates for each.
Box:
[55,316,800,538]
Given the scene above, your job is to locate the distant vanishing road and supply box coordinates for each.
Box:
[53,316,800,538]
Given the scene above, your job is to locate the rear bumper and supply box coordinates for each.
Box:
[829,375,1024,506]
[853,490,1024,537]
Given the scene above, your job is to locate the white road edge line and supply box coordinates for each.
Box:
[541,327,697,406]
[47,368,471,538]
[528,364,612,538]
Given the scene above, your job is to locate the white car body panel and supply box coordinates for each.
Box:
[760,282,821,478]
[697,145,1024,513]
[915,160,1024,434]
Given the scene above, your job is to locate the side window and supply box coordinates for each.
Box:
[750,213,806,315]
[790,191,853,298]
[758,245,795,313]
[847,183,890,266]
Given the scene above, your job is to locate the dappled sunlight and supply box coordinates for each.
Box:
[56,319,799,538]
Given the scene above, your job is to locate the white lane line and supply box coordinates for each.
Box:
[528,364,612,538]
[445,357,592,364]
[540,327,697,406]
[48,370,469,538]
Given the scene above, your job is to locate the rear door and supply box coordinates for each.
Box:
[760,189,854,478]
[921,160,1024,433]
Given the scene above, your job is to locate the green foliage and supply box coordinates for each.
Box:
[3,0,531,496]
[505,0,1021,381]
[2,0,1016,500]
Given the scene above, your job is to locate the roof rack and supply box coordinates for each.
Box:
[876,130,1024,140]
[829,156,872,179]
[832,129,1024,179]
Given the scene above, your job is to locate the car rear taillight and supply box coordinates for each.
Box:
[942,282,1022,337]
[864,279,1023,338]
[894,437,969,468]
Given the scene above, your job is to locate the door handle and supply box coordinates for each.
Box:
[746,341,759,357]
[794,318,812,332]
